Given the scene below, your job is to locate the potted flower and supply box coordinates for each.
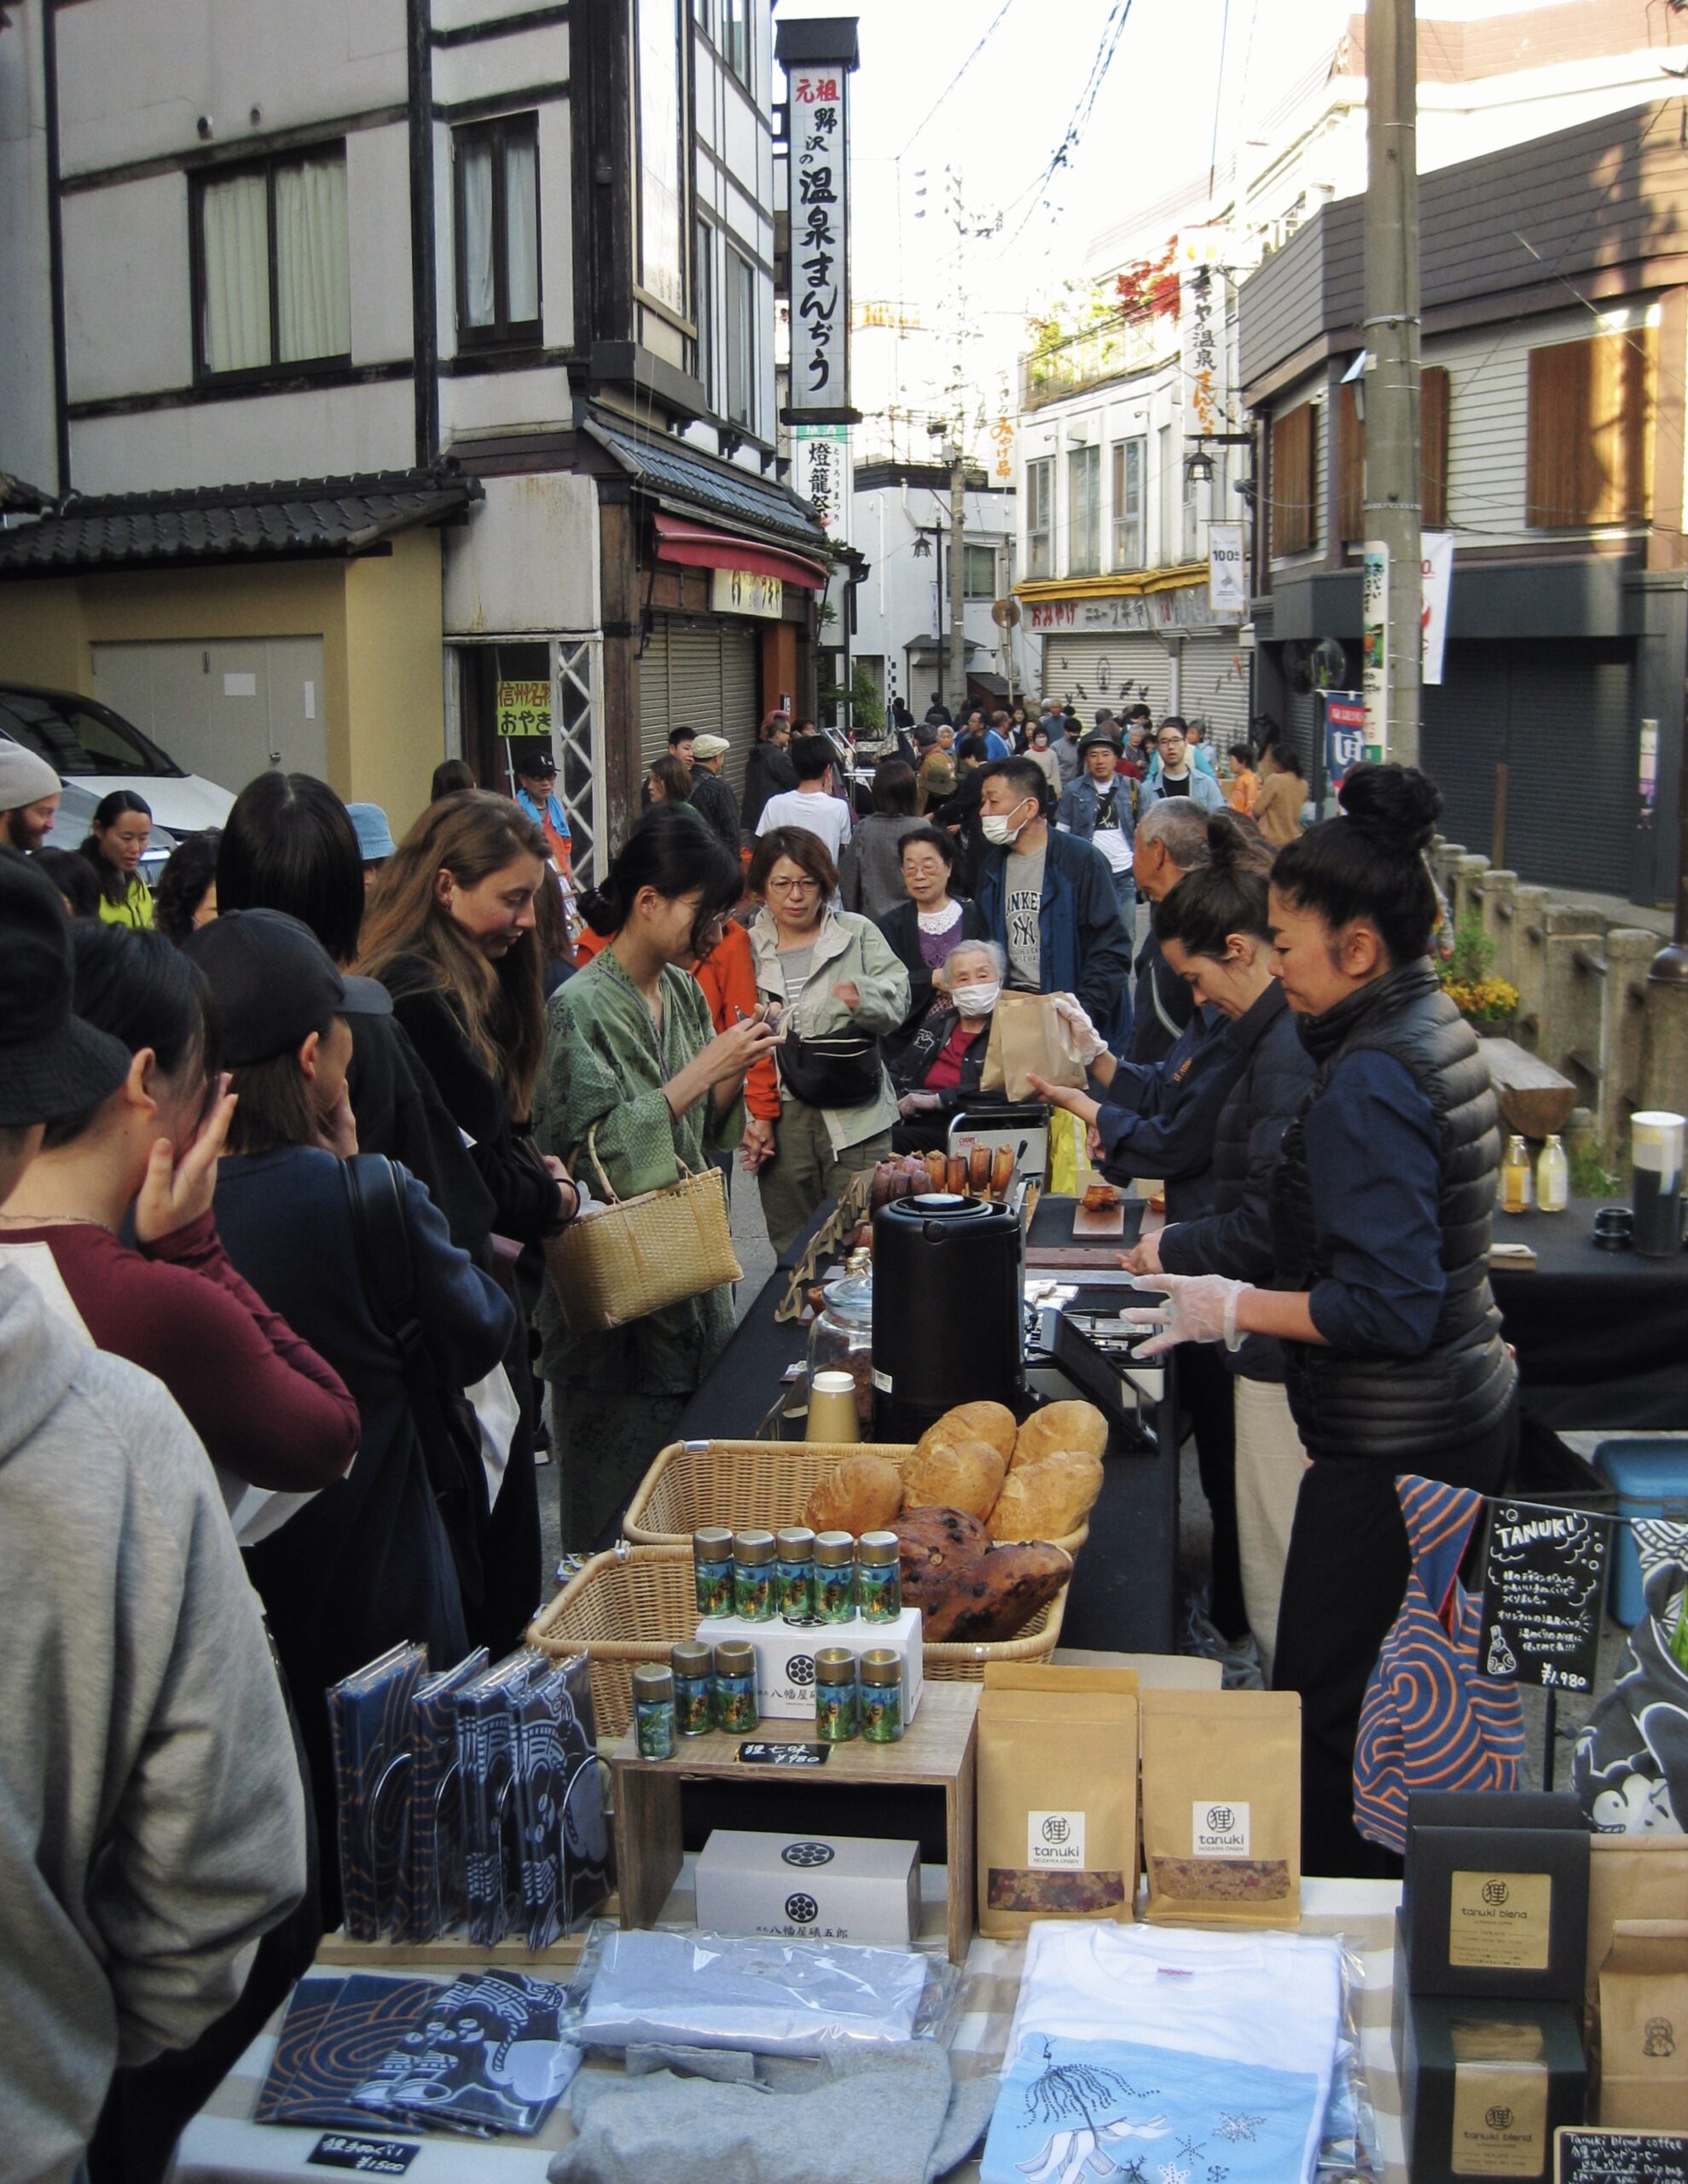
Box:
[1438,915,1519,1035]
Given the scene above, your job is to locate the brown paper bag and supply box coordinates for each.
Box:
[980,990,1088,1104]
[1597,1920,1688,2128]
[977,1663,1139,1938]
[1585,1835,1688,2016]
[1140,1688,1302,1926]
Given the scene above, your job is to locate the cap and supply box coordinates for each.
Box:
[515,746,557,779]
[0,741,62,811]
[182,908,392,1066]
[345,802,395,862]
[691,734,730,760]
[0,853,131,1126]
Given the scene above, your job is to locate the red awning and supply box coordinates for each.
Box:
[652,511,827,590]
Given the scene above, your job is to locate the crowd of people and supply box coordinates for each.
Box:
[0,688,1516,2179]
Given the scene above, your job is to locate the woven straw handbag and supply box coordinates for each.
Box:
[543,1121,743,1335]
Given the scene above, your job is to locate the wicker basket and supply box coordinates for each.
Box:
[622,1438,1091,1560]
[528,1543,1070,1740]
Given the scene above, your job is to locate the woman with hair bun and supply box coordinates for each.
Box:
[1127,764,1516,1877]
[533,808,781,1547]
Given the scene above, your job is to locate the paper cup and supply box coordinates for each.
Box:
[806,1368,861,1443]
[1630,1111,1685,1258]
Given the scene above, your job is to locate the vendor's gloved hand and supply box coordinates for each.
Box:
[1123,1272,1253,1357]
[1053,992,1108,1066]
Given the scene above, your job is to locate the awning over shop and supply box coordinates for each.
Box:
[904,634,982,660]
[652,512,825,590]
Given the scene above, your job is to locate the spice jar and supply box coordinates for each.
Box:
[633,1664,676,1758]
[804,1265,874,1435]
[670,1641,714,1737]
[856,1531,902,1623]
[733,1529,776,1622]
[775,1526,817,1623]
[693,1526,734,1618]
[712,1641,757,1732]
[814,1647,859,1742]
[858,1649,904,1743]
[814,1530,857,1622]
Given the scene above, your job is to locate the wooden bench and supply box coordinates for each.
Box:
[1480,1036,1578,1138]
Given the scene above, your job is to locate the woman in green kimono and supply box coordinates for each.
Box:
[534,810,781,1548]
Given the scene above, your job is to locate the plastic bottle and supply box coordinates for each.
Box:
[1536,1134,1569,1214]
[1501,1134,1533,1214]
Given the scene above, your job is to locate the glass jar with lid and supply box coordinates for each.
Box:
[804,1254,874,1436]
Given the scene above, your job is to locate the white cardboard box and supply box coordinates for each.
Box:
[695,1606,924,1724]
[695,1828,921,1945]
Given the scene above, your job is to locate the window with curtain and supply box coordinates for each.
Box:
[726,247,755,428]
[197,148,349,378]
[453,113,542,348]
[1026,457,1053,578]
[638,0,687,316]
[1111,437,1145,569]
[963,543,998,598]
[1067,444,1100,576]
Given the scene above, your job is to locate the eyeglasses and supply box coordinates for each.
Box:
[766,876,820,896]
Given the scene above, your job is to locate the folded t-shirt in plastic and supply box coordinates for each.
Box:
[1006,1922,1344,2184]
[983,2036,1324,2184]
[575,1931,931,2057]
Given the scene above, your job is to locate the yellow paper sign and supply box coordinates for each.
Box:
[496,680,551,738]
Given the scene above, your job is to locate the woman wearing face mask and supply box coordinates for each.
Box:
[1118,818,1317,1677]
[889,938,1006,1154]
[1125,766,1517,1877]
[79,789,155,928]
[878,826,988,1061]
[1024,718,1064,799]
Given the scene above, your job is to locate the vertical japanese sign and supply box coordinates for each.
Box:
[1361,542,1389,760]
[1421,530,1454,686]
[793,423,851,542]
[786,59,851,415]
[1182,267,1221,439]
[1207,522,1245,620]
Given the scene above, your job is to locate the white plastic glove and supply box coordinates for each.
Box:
[1053,992,1107,1067]
[1122,1273,1253,1357]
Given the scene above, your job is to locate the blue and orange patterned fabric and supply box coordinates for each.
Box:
[1353,1474,1527,1852]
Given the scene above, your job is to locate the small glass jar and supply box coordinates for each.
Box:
[804,1267,874,1437]
[814,1531,857,1622]
[712,1640,757,1733]
[858,1649,904,1743]
[670,1641,715,1738]
[733,1529,776,1622]
[693,1525,734,1619]
[633,1663,676,1759]
[856,1531,902,1623]
[775,1526,817,1623]
[813,1647,859,1742]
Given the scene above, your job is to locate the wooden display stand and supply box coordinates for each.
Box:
[609,1683,980,1964]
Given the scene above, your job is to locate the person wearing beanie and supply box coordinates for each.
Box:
[345,801,396,886]
[0,741,63,855]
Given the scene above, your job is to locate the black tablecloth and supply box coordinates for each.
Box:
[1488,1199,1688,1431]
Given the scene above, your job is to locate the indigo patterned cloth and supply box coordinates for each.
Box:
[1353,1476,1526,1853]
[1573,1520,1688,1833]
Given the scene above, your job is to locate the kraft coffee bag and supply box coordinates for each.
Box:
[1585,1834,1688,2015]
[1140,1688,1302,1926]
[977,1664,1138,1939]
[979,992,1088,1104]
[1597,1920,1688,2128]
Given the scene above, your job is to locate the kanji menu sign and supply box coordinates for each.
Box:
[786,52,852,417]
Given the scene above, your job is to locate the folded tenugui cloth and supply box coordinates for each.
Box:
[548,2042,994,2184]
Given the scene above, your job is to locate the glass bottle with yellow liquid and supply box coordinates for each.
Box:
[1535,1134,1569,1213]
[1500,1134,1534,1214]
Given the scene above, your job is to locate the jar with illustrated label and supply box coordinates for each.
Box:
[814,1531,857,1622]
[733,1529,776,1621]
[804,1265,874,1435]
[633,1664,676,1759]
[814,1647,859,1742]
[856,1531,902,1623]
[775,1526,816,1622]
[670,1641,714,1737]
[712,1641,757,1732]
[693,1526,734,1618]
[859,1648,903,1743]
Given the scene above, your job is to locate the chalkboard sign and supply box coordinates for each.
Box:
[1555,2127,1688,2182]
[1480,1499,1611,1694]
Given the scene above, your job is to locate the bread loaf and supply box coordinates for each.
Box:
[920,1542,1073,1643]
[802,1453,903,1536]
[893,1507,989,1616]
[914,1401,1017,1467]
[1012,1398,1108,1469]
[988,1450,1105,1542]
[901,1437,1006,1521]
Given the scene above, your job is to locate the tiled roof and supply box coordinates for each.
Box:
[587,421,827,555]
[0,466,480,577]
[0,473,55,515]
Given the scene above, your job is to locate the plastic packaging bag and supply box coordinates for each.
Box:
[572,1925,958,2059]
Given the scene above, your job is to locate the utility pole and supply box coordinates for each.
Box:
[947,443,967,714]
[1362,0,1422,768]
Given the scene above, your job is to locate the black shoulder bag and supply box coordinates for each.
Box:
[343,1153,489,1618]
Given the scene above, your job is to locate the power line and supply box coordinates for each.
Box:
[998,0,1137,252]
[898,0,1022,157]
[1207,0,1233,212]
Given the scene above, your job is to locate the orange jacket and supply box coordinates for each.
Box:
[571,920,779,1120]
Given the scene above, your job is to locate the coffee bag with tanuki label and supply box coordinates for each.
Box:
[1141,1688,1302,1926]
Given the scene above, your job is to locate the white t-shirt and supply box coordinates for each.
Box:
[757,787,852,864]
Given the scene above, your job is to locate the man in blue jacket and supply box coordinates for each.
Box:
[972,757,1131,1030]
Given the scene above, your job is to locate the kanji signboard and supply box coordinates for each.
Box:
[786,57,851,415]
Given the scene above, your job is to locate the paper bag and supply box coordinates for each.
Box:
[1585,1835,1688,2016]
[977,1663,1138,1938]
[1597,1920,1688,2127]
[980,990,1088,1103]
[1140,1687,1302,1926]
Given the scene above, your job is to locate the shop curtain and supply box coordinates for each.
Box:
[200,171,270,374]
[460,137,496,328]
[276,155,350,363]
[504,133,539,323]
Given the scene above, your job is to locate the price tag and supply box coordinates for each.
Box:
[308,2135,420,2175]
[737,1740,831,1768]
[1479,1499,1610,1694]
[1555,2127,1688,2182]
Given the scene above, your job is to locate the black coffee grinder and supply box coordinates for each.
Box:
[870,1192,1024,1441]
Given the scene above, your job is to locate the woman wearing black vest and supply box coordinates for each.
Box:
[1127,766,1516,1876]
